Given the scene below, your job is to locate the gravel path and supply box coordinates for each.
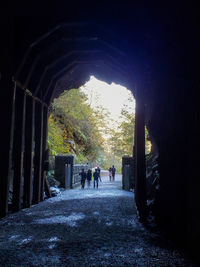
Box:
[0,174,193,266]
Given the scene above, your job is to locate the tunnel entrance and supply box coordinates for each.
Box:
[1,22,153,232]
[48,76,135,167]
[47,75,135,193]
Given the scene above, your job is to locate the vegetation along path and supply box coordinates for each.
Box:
[0,174,193,266]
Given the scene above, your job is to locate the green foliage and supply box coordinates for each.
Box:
[99,150,122,173]
[48,113,71,155]
[107,102,151,167]
[48,86,150,168]
[109,104,135,158]
[48,170,55,178]
[48,89,104,163]
[75,153,88,164]
[145,127,151,154]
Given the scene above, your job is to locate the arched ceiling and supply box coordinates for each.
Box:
[52,63,131,101]
[14,23,135,105]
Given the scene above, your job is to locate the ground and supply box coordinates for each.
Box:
[0,173,193,267]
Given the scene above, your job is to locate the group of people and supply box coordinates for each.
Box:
[108,165,116,181]
[79,166,101,189]
[79,165,116,189]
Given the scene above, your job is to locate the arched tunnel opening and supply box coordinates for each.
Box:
[48,76,137,168]
[46,75,155,200]
[3,22,145,211]
[1,8,200,265]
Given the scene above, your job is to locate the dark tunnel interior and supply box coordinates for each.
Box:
[1,2,200,265]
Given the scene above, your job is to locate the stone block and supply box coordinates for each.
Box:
[55,155,74,188]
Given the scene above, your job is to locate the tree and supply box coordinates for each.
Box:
[109,104,135,158]
[108,102,151,160]
[48,113,71,155]
[48,85,150,168]
[48,89,105,163]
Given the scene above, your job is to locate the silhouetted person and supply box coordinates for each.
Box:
[96,165,101,182]
[87,169,92,188]
[79,169,87,189]
[93,168,100,188]
[108,167,112,181]
[111,165,116,181]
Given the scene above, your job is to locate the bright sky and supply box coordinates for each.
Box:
[80,76,135,124]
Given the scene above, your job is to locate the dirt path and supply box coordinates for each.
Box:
[0,174,193,266]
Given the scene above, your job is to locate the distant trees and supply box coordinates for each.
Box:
[48,87,151,167]
[109,104,135,158]
[107,101,151,171]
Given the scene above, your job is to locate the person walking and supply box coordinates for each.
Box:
[111,165,116,181]
[87,169,92,188]
[93,168,100,188]
[79,168,87,189]
[108,167,112,181]
[96,165,101,182]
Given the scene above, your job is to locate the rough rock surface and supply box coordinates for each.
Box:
[0,174,193,266]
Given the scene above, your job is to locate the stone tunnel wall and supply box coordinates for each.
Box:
[146,74,200,261]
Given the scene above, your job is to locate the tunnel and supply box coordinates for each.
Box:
[1,3,200,265]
